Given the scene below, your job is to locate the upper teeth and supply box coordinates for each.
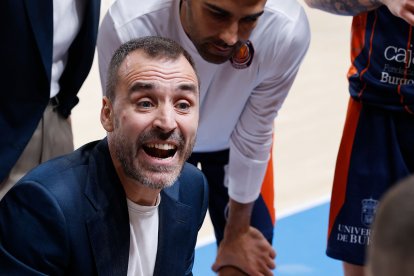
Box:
[146,143,176,150]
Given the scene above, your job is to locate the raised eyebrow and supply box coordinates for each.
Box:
[128,82,197,95]
[177,83,198,94]
[129,81,154,94]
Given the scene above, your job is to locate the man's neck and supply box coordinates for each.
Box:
[123,181,161,206]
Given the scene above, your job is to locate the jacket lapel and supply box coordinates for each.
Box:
[153,184,193,276]
[86,209,130,275]
[23,0,53,81]
[84,140,130,275]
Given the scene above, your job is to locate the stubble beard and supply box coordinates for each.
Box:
[190,31,240,64]
[183,5,237,64]
[112,129,195,190]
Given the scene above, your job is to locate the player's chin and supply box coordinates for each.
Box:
[199,49,232,64]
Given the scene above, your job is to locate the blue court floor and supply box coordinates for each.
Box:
[193,202,342,275]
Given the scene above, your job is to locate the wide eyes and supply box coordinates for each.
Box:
[175,101,191,113]
[136,99,154,109]
[134,98,193,113]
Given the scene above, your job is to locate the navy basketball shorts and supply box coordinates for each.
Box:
[188,149,275,245]
[326,98,414,265]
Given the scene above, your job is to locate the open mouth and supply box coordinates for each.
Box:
[143,143,177,159]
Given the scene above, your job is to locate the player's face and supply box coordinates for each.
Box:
[102,50,199,191]
[180,0,266,64]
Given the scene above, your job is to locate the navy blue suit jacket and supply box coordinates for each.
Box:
[0,0,101,182]
[0,139,209,275]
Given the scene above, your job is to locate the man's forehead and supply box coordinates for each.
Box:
[121,50,150,69]
[120,51,177,73]
[118,51,198,85]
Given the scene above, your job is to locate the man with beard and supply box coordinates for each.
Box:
[0,36,208,275]
[98,0,310,274]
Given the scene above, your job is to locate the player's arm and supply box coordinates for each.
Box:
[212,7,311,275]
[304,0,414,25]
[304,0,381,15]
[212,199,275,276]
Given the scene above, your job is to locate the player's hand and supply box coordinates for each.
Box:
[212,226,276,276]
[217,266,249,275]
[381,0,414,25]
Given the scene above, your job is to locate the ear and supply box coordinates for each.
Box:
[100,96,114,132]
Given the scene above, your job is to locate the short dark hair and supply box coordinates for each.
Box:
[106,36,199,100]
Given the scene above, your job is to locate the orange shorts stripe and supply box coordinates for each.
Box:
[328,98,362,237]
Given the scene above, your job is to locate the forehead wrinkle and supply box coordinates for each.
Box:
[123,69,198,89]
[126,78,198,97]
[119,54,198,90]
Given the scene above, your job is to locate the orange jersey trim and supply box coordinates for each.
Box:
[347,13,368,78]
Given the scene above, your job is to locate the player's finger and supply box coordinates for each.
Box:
[265,256,276,270]
[268,247,276,259]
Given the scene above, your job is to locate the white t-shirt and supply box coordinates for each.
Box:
[127,196,160,276]
[97,0,310,203]
[51,0,84,98]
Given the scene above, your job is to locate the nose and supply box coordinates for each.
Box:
[219,21,239,46]
[153,104,177,133]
